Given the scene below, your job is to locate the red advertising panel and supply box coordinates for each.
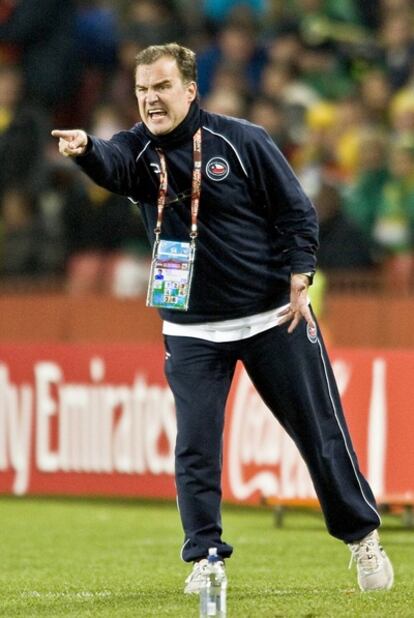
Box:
[0,344,413,504]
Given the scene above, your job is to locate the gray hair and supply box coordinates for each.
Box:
[135,43,197,83]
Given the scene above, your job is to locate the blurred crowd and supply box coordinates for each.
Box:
[1,0,414,295]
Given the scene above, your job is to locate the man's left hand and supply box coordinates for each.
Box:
[279,274,317,336]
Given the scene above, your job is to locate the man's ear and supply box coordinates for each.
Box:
[187,81,197,102]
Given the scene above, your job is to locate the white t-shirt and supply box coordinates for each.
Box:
[162,303,290,343]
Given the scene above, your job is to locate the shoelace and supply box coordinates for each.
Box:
[348,536,382,571]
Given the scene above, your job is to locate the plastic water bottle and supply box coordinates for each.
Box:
[199,547,227,617]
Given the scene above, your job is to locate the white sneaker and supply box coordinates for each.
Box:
[184,559,208,594]
[348,529,394,591]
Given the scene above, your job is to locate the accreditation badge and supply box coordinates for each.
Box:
[146,239,195,311]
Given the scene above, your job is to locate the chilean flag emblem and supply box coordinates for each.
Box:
[206,157,230,181]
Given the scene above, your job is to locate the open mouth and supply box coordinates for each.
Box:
[148,109,167,120]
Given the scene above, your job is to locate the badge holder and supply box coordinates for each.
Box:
[146,238,196,311]
[146,128,202,312]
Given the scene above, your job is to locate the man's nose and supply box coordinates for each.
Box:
[147,89,159,104]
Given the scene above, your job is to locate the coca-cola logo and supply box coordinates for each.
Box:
[227,368,315,501]
[226,359,388,502]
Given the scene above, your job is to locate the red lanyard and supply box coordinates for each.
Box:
[155,128,202,243]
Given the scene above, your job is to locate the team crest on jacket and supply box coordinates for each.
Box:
[206,157,230,181]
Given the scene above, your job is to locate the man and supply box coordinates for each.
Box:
[52,43,393,594]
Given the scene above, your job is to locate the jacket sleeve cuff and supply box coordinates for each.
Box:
[289,254,317,275]
[75,134,94,159]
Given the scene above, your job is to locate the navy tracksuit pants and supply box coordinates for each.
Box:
[164,318,380,563]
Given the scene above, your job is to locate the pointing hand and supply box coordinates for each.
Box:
[51,129,88,157]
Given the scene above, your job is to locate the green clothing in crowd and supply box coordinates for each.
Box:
[373,175,414,254]
[343,168,390,239]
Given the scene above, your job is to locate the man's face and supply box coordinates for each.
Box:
[135,56,197,135]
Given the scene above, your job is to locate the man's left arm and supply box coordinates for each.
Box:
[245,126,319,333]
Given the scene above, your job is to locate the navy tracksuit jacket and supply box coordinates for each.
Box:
[76,101,380,561]
[76,101,318,323]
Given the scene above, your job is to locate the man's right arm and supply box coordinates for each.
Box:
[51,128,142,197]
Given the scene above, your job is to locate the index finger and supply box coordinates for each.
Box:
[301,305,316,329]
[51,130,77,138]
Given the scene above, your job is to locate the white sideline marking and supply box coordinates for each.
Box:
[21,590,112,599]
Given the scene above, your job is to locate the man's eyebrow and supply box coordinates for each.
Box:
[135,79,172,89]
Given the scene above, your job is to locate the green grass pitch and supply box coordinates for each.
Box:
[0,497,413,617]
